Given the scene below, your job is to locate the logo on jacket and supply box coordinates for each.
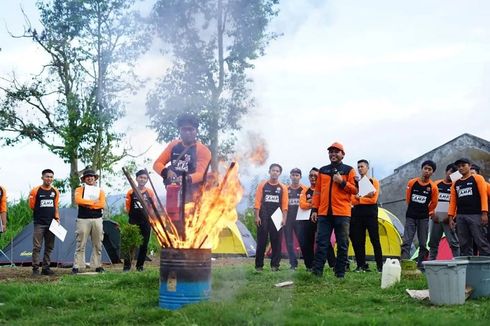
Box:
[458,187,473,197]
[412,194,427,204]
[439,193,450,201]
[265,194,280,203]
[40,199,54,207]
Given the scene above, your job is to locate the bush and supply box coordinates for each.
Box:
[110,212,161,254]
[0,198,32,249]
[120,223,143,259]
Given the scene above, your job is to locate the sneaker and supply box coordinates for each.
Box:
[377,266,383,273]
[290,266,297,271]
[136,266,144,272]
[95,267,105,273]
[271,266,279,272]
[353,267,364,273]
[123,267,131,272]
[71,268,79,274]
[335,273,345,279]
[32,268,40,276]
[41,268,54,276]
[255,267,263,273]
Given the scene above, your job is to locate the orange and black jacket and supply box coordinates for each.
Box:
[448,174,488,217]
[299,187,315,210]
[29,185,60,225]
[312,163,357,217]
[125,187,157,225]
[287,184,308,220]
[75,186,106,218]
[435,179,452,203]
[0,186,6,214]
[405,178,438,219]
[254,180,288,219]
[153,139,212,188]
[351,177,380,216]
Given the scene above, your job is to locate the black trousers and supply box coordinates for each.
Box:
[284,214,298,268]
[124,222,151,269]
[350,208,383,269]
[255,216,282,269]
[296,220,317,269]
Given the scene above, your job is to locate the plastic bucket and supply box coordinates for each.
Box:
[454,256,490,298]
[422,259,468,305]
[159,248,212,310]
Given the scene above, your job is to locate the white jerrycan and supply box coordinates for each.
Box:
[381,258,401,289]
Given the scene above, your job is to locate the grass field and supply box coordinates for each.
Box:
[1,259,489,325]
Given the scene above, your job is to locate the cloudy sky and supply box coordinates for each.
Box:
[1,0,490,200]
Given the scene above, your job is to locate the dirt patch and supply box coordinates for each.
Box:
[0,256,253,282]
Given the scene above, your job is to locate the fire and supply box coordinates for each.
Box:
[248,143,268,166]
[133,162,243,249]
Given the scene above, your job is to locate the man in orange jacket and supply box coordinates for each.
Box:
[0,185,6,233]
[350,159,382,272]
[29,169,60,276]
[449,158,489,256]
[401,160,439,270]
[311,142,357,278]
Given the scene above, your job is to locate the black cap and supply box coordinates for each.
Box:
[80,169,98,181]
[454,158,471,166]
[290,168,302,176]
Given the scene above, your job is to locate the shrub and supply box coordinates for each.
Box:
[120,223,143,266]
[0,198,32,249]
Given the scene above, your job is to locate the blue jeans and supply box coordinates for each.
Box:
[313,216,350,277]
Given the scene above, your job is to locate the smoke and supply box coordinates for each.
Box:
[234,131,269,172]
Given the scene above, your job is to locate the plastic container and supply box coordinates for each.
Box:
[422,259,468,305]
[381,258,401,289]
[454,256,490,298]
[159,248,212,310]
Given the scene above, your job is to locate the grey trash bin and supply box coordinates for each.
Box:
[422,259,469,305]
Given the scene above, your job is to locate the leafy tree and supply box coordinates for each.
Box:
[147,0,279,170]
[0,0,150,204]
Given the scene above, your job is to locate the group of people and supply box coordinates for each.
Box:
[0,113,212,275]
[0,168,107,275]
[254,143,383,278]
[2,112,489,278]
[254,143,490,278]
[402,158,490,270]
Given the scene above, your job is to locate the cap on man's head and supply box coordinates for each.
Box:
[328,142,345,154]
[177,113,199,129]
[290,168,302,176]
[135,169,148,177]
[81,169,98,181]
[454,158,471,166]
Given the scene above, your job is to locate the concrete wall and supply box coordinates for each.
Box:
[379,134,490,223]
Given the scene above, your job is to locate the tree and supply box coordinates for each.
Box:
[147,0,279,170]
[0,0,150,204]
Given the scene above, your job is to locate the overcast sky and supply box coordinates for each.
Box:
[1,0,490,201]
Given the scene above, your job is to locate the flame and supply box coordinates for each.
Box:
[248,143,268,166]
[145,162,243,249]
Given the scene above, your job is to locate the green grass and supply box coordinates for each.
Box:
[1,261,489,325]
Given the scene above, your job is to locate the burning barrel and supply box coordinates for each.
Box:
[159,248,212,310]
